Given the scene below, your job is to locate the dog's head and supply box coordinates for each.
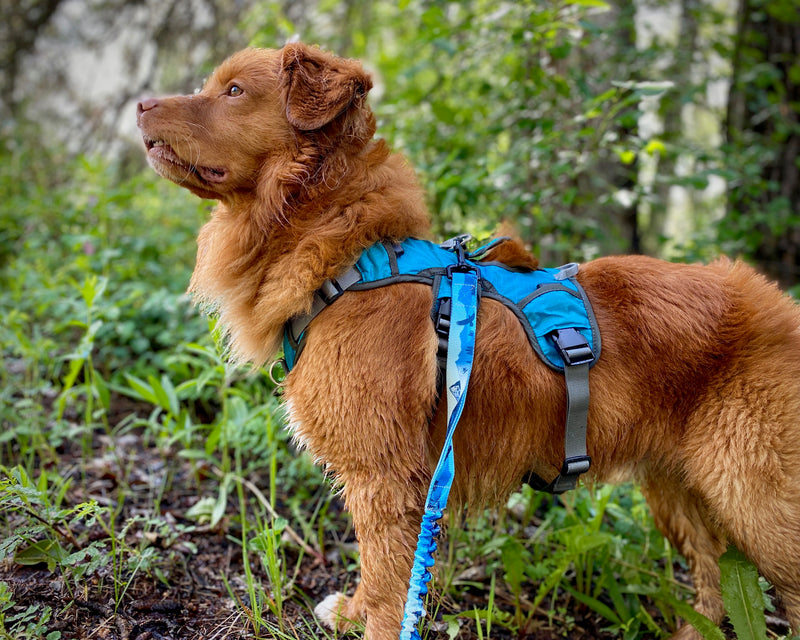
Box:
[137,43,375,207]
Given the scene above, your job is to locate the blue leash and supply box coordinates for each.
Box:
[399,261,479,639]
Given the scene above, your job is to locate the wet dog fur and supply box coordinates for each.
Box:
[137,43,800,639]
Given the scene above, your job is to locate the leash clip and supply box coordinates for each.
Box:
[440,234,472,265]
[441,234,480,278]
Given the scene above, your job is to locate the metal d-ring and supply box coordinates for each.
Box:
[268,358,287,396]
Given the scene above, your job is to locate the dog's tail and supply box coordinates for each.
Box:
[478,223,539,270]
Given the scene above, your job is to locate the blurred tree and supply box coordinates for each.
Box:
[600,0,643,253]
[1,0,256,157]
[641,0,700,254]
[0,0,65,119]
[723,0,800,285]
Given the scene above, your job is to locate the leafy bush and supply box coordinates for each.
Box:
[0,147,209,377]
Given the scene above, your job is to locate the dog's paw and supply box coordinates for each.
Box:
[315,592,353,631]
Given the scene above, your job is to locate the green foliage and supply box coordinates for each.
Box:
[719,546,768,640]
[718,0,800,281]
[251,0,797,275]
[370,0,627,257]
[0,579,61,640]
[437,484,699,638]
[0,148,212,479]
[252,0,673,262]
[1,466,134,606]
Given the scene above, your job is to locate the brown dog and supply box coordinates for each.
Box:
[137,43,800,639]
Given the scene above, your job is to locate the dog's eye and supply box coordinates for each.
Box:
[227,84,243,97]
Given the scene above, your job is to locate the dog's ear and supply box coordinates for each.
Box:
[280,43,373,131]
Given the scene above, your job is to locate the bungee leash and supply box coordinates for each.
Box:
[399,236,479,640]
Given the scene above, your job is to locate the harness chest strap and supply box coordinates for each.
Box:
[285,266,363,356]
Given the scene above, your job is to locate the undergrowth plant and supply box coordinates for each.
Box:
[431,484,794,640]
[0,580,60,640]
[434,485,677,638]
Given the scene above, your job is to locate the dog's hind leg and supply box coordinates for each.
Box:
[682,393,800,637]
[640,469,727,640]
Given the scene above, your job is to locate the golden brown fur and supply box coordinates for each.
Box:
[138,43,800,639]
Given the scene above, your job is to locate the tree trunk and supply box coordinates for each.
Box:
[1,0,65,118]
[725,0,800,286]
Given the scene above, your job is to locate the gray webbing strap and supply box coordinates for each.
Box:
[524,327,592,494]
[287,266,363,346]
[549,360,592,494]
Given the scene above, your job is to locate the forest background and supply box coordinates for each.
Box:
[1,0,799,639]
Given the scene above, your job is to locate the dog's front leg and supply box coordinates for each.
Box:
[316,471,426,639]
[289,286,439,637]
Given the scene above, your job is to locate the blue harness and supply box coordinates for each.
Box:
[279,235,601,638]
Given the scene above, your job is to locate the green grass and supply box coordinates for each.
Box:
[0,147,795,639]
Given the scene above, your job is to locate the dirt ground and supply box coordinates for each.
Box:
[0,414,627,640]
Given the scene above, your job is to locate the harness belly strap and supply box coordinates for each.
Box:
[523,328,593,494]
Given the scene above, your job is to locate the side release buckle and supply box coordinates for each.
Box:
[551,327,594,366]
[434,298,451,360]
[549,454,593,495]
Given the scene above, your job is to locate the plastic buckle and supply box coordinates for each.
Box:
[446,261,479,279]
[318,278,344,304]
[434,298,452,358]
[554,262,579,280]
[551,328,594,366]
[548,456,592,494]
[562,455,591,476]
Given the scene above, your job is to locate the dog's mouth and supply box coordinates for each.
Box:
[144,138,227,184]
